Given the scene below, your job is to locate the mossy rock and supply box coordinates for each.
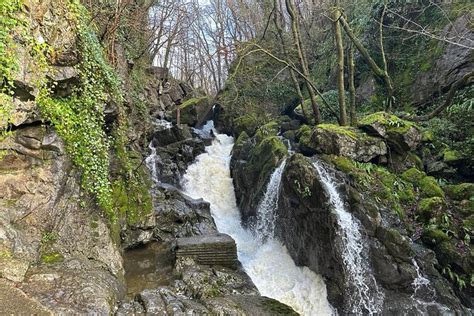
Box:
[444,183,474,201]
[330,155,357,174]
[233,114,259,137]
[359,111,422,153]
[419,176,445,198]
[302,124,386,162]
[401,167,426,184]
[41,252,64,264]
[417,197,446,220]
[421,228,450,246]
[112,168,153,226]
[255,121,279,143]
[248,136,288,180]
[317,124,359,139]
[443,149,463,163]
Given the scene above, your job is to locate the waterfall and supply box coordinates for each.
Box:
[312,160,384,315]
[254,159,287,240]
[411,259,451,314]
[145,119,173,184]
[182,133,333,316]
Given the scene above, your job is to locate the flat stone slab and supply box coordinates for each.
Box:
[175,233,238,269]
[0,280,51,315]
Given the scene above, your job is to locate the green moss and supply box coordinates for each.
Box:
[248,136,287,182]
[317,124,358,140]
[296,125,312,147]
[41,252,64,264]
[422,130,434,142]
[331,156,357,174]
[419,176,445,198]
[233,114,259,137]
[422,228,450,246]
[359,111,416,134]
[443,150,462,162]
[180,96,208,109]
[444,183,474,201]
[112,169,153,226]
[408,152,424,170]
[417,197,446,220]
[401,167,426,185]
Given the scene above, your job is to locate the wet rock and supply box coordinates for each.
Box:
[152,186,217,241]
[231,135,287,223]
[151,124,192,147]
[300,124,387,162]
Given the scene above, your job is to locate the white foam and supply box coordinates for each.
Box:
[182,133,333,315]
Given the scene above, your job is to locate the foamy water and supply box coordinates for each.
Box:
[182,133,333,315]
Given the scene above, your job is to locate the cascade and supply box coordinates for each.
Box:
[145,119,173,184]
[182,132,333,316]
[312,160,384,315]
[411,259,451,314]
[253,159,287,240]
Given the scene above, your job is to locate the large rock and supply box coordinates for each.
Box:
[299,124,387,162]
[411,14,474,105]
[0,126,124,314]
[231,134,287,223]
[359,112,422,153]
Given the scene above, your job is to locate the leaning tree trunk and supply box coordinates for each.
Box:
[339,14,394,112]
[348,43,357,126]
[273,0,309,122]
[405,71,473,121]
[334,2,347,125]
[285,0,322,124]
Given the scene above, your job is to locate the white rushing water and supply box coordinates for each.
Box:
[182,133,333,316]
[253,159,287,240]
[312,161,384,315]
[411,259,452,315]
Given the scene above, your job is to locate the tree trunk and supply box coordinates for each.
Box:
[348,43,357,126]
[285,0,321,124]
[334,3,347,125]
[340,15,394,111]
[273,0,309,122]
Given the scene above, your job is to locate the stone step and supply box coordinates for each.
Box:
[175,233,238,269]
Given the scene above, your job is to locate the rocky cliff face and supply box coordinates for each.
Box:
[230,114,473,314]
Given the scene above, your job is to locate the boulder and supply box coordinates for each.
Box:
[300,124,387,162]
[231,135,287,222]
[359,112,422,153]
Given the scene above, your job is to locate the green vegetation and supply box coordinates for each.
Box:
[317,124,358,140]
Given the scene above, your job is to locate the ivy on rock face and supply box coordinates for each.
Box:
[35,0,123,218]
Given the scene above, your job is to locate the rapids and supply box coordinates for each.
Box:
[182,132,333,315]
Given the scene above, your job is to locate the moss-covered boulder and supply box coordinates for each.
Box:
[233,114,260,137]
[359,112,422,153]
[444,183,474,201]
[419,176,445,198]
[231,135,288,222]
[299,124,387,162]
[177,96,213,127]
[401,168,444,198]
[417,197,446,220]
